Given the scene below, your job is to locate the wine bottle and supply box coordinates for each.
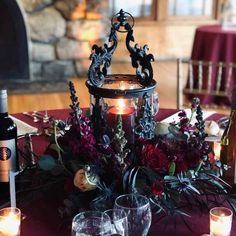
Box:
[220,87,236,186]
[0,89,19,200]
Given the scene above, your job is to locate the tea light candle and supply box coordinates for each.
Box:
[0,207,21,236]
[210,207,233,236]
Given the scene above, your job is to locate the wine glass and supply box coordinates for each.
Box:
[104,209,128,236]
[71,211,111,236]
[114,194,152,236]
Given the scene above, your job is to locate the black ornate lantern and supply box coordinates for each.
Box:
[86,9,157,143]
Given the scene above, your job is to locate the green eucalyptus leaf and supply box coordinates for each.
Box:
[164,176,177,181]
[187,184,200,195]
[209,179,227,192]
[168,162,176,176]
[207,173,231,188]
[39,155,57,171]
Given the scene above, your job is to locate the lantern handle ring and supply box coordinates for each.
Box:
[111,9,134,33]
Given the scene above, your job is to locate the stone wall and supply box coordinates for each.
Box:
[18,0,109,82]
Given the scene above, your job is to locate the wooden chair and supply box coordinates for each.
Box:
[177,58,236,110]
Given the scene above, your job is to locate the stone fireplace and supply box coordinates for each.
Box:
[0,0,109,93]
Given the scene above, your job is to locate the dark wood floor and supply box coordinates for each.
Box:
[8,60,230,115]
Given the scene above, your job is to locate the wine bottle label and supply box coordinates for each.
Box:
[0,139,17,182]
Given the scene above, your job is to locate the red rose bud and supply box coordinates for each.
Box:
[151,180,164,196]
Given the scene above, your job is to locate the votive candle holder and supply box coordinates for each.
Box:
[210,207,233,236]
[0,207,21,236]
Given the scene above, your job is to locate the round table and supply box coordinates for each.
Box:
[7,108,235,236]
[189,24,236,106]
[192,24,236,63]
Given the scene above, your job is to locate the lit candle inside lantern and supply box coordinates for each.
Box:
[210,207,233,236]
[0,207,21,236]
[213,141,221,161]
[108,98,135,144]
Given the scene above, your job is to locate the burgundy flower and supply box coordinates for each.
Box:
[151,180,164,196]
[141,144,170,173]
[175,160,188,173]
[208,152,215,163]
[178,110,187,118]
[185,148,201,168]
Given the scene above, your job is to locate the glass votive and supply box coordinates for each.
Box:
[71,211,111,236]
[0,207,21,236]
[210,207,233,236]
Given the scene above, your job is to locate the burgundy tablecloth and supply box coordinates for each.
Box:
[190,24,236,105]
[192,25,236,63]
[8,109,236,236]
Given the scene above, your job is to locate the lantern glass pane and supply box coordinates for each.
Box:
[101,77,143,90]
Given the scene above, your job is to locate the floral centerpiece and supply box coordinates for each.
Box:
[38,81,235,220]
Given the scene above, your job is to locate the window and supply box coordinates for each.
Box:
[229,0,236,23]
[109,0,222,21]
[109,0,154,19]
[168,0,214,17]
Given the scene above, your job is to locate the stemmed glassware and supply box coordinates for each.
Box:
[71,194,151,236]
[104,209,128,236]
[114,194,152,236]
[71,209,128,236]
[71,211,111,236]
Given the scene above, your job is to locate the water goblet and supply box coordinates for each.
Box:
[71,211,111,236]
[114,194,152,236]
[104,209,128,236]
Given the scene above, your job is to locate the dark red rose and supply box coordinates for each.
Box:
[208,152,215,163]
[175,160,188,173]
[151,180,164,196]
[178,110,187,118]
[185,148,201,168]
[141,144,169,173]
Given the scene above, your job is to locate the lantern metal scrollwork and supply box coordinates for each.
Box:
[86,9,157,143]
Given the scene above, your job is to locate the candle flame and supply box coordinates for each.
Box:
[117,99,126,113]
[118,99,125,108]
[119,81,126,90]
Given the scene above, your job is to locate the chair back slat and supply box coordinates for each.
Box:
[177,58,183,109]
[216,62,223,94]
[207,62,212,93]
[189,61,193,91]
[198,61,203,92]
[177,58,236,110]
[226,64,233,92]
